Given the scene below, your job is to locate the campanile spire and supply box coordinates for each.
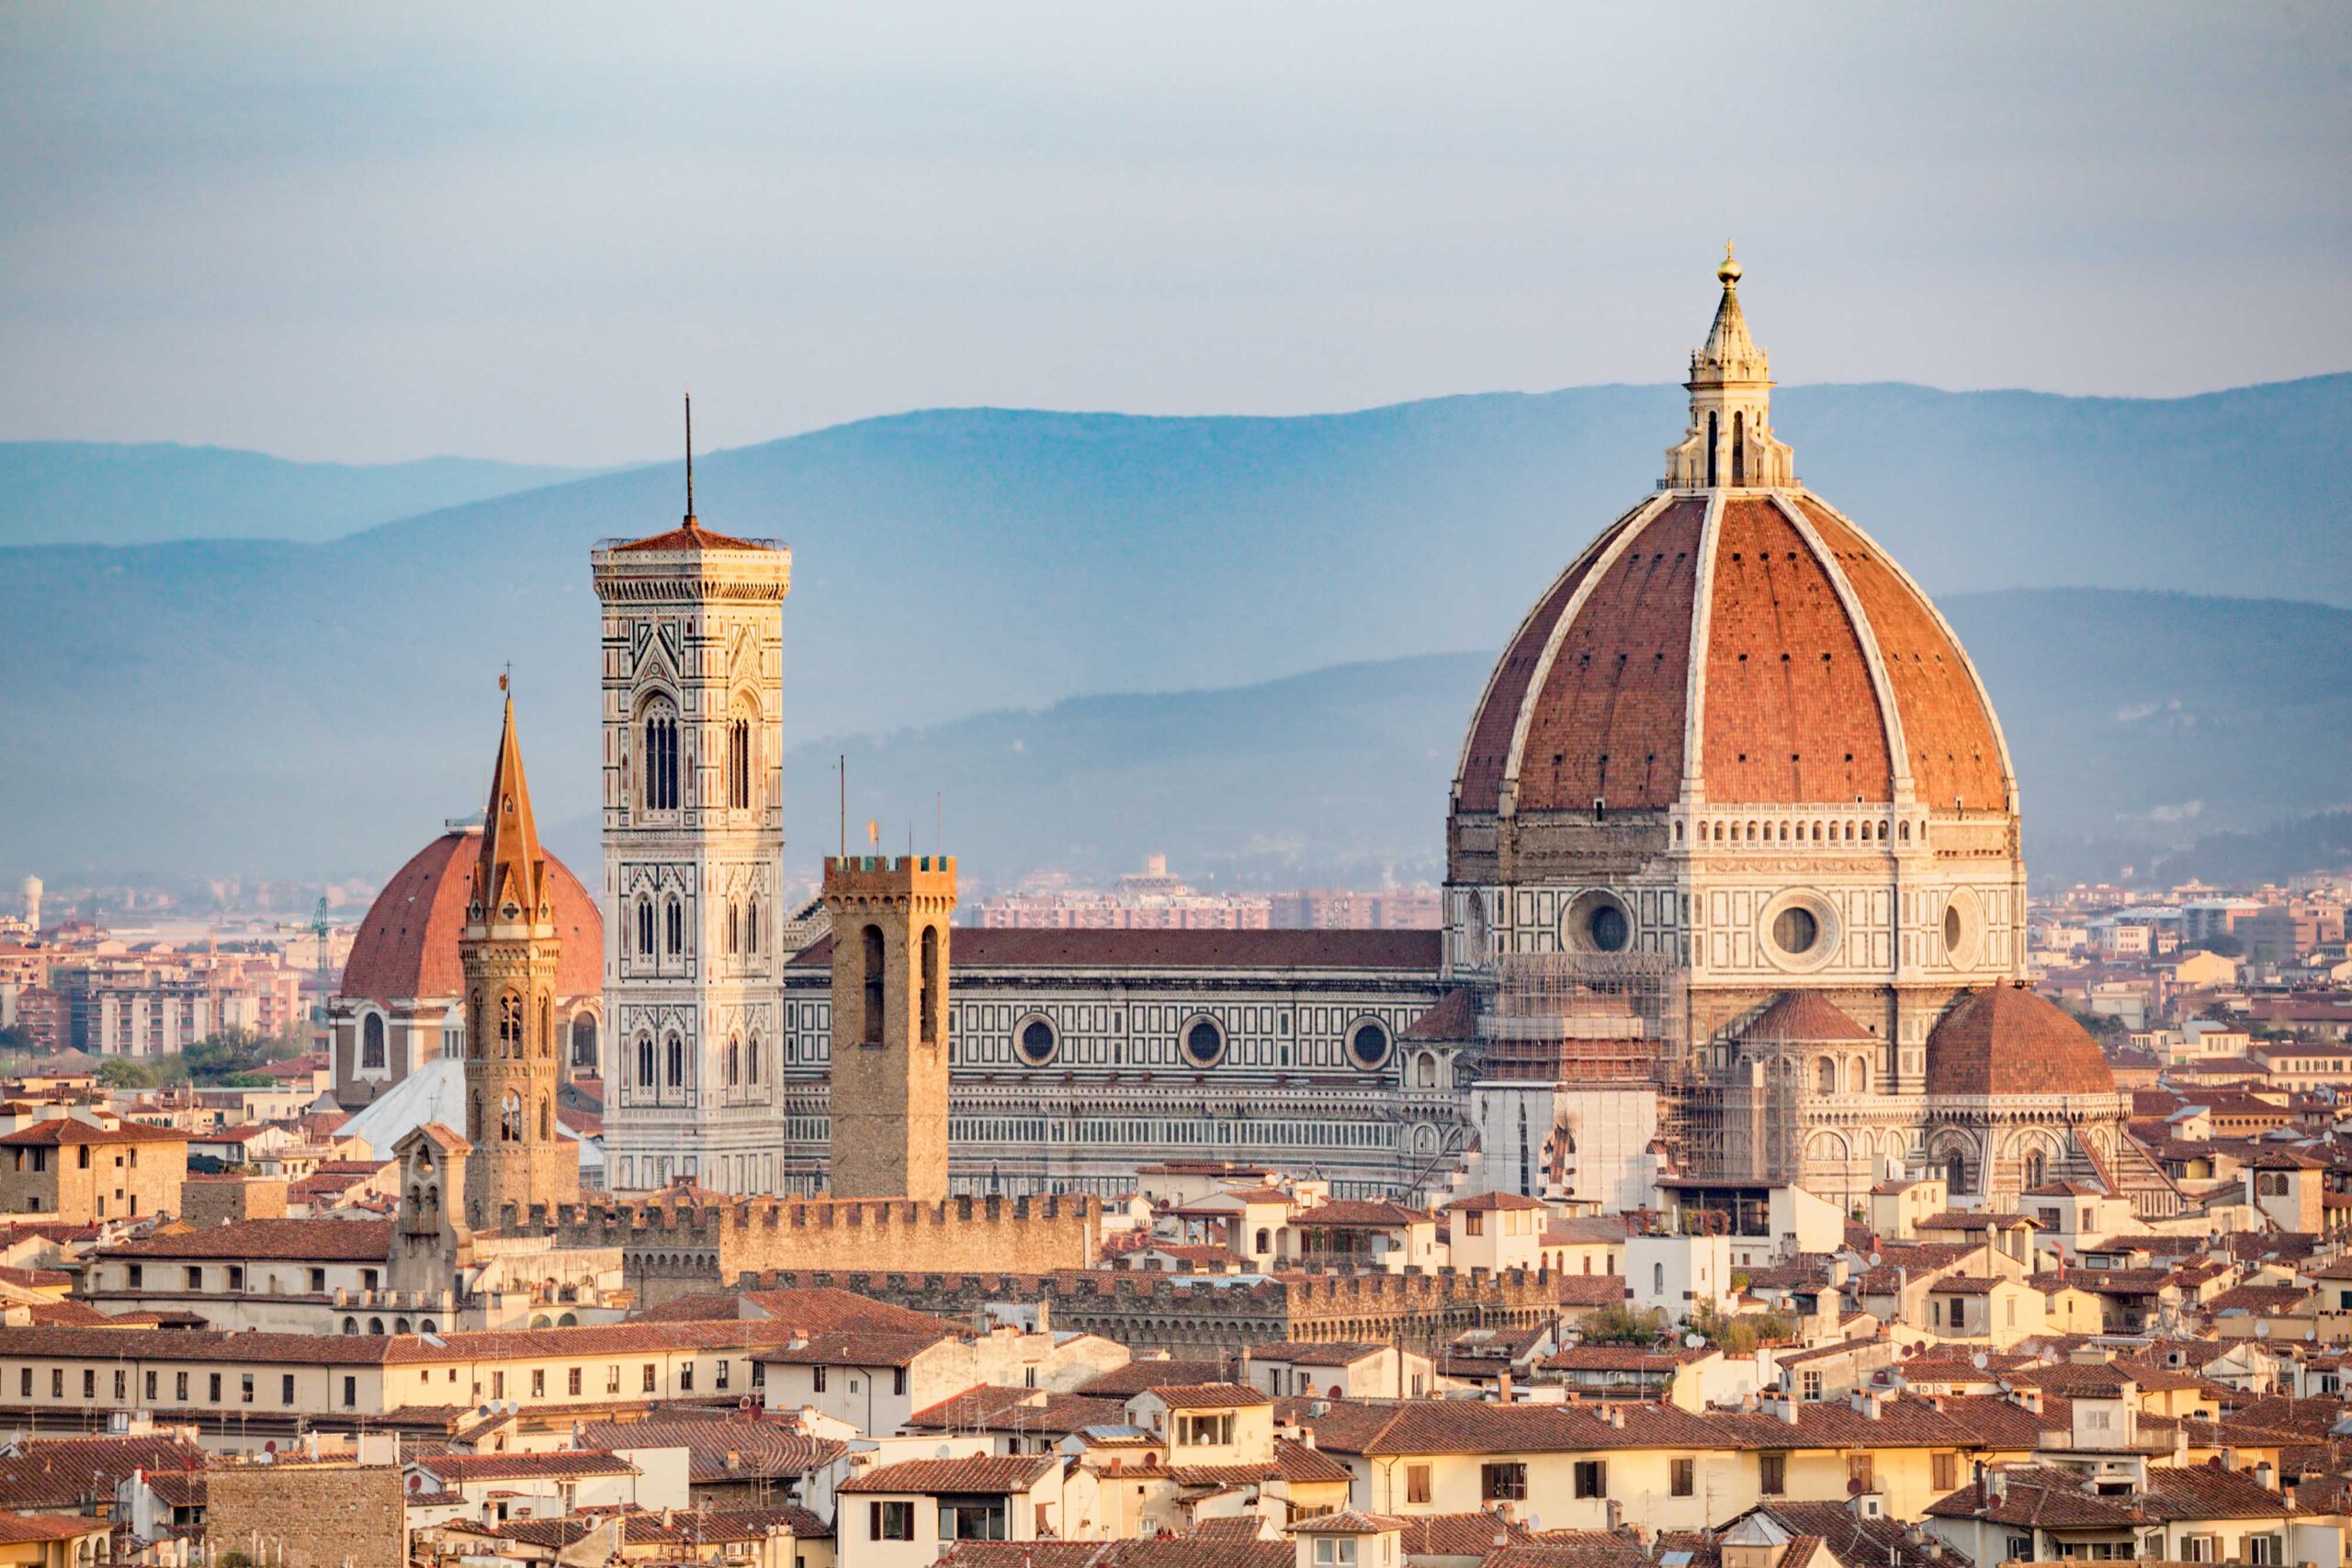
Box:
[1666,243,1794,490]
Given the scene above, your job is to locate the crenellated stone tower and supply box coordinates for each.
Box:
[823,854,956,1201]
[460,696,579,1227]
[594,401,792,1197]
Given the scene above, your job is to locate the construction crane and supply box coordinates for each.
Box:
[309,897,333,1026]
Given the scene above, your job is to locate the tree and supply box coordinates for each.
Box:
[180,1029,299,1084]
[1580,1303,1670,1345]
[1687,1302,1794,1355]
[0,1025,35,1055]
[96,1057,159,1089]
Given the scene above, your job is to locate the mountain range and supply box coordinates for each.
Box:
[0,442,603,547]
[2,374,2346,891]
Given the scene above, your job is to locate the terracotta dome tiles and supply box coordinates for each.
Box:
[1513,495,1705,812]
[1456,488,2012,823]
[1454,502,1649,814]
[1795,497,2008,813]
[1923,985,2116,1098]
[1701,499,1894,805]
[340,829,603,1004]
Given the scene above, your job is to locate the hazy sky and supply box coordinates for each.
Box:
[3,4,2347,465]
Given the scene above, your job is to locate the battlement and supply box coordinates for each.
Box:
[724,1265,1559,1354]
[822,854,957,903]
[523,1191,1098,1306]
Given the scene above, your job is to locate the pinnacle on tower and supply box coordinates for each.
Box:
[473,693,548,925]
[1664,243,1794,491]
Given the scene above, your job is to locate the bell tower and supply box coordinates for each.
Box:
[822,853,956,1201]
[593,398,792,1198]
[460,694,578,1228]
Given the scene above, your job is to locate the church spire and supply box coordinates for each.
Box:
[472,689,548,925]
[1665,243,1794,491]
[683,391,696,528]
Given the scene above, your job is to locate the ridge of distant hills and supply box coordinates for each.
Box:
[0,441,606,546]
[2,374,2347,887]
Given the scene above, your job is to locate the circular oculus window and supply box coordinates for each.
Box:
[1772,906,1820,955]
[1758,891,1840,972]
[1182,1018,1227,1067]
[1349,1021,1392,1071]
[1015,1017,1057,1066]
[1566,890,1634,954]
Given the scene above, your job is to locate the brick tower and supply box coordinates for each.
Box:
[823,854,956,1200]
[460,694,579,1228]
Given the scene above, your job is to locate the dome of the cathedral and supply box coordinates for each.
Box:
[1452,256,2015,827]
[1922,984,2116,1098]
[341,825,602,1003]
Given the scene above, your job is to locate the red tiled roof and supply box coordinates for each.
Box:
[1294,1200,1433,1229]
[340,828,601,1002]
[578,1411,845,1482]
[1739,991,1877,1045]
[416,1450,638,1483]
[610,517,775,554]
[838,1454,1055,1495]
[96,1217,395,1262]
[793,929,1440,973]
[1925,986,2116,1098]
[1140,1382,1272,1408]
[1447,1192,1549,1213]
[1078,1360,1234,1396]
[0,1118,188,1146]
[1403,987,1479,1042]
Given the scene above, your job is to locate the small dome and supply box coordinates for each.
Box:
[1924,985,2116,1098]
[341,827,601,1003]
[1738,991,1877,1045]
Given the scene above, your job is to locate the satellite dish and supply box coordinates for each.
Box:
[1684,1334,1705,1349]
[1869,1253,1883,1267]
[1973,1353,1990,1371]
[1847,1477,1864,1495]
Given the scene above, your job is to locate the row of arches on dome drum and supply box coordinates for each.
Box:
[1002,1013,1396,1073]
[636,701,762,814]
[1689,817,1917,846]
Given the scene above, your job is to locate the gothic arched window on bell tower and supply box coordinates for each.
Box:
[665,1033,684,1088]
[539,1097,551,1142]
[636,897,654,958]
[498,992,523,1060]
[727,1033,741,1088]
[727,715,752,810]
[726,902,740,956]
[500,1091,521,1143]
[637,1033,654,1088]
[641,701,680,812]
[746,1032,761,1087]
[1706,411,1718,487]
[665,897,684,956]
[746,900,760,956]
[861,925,886,1044]
[1732,410,1747,486]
